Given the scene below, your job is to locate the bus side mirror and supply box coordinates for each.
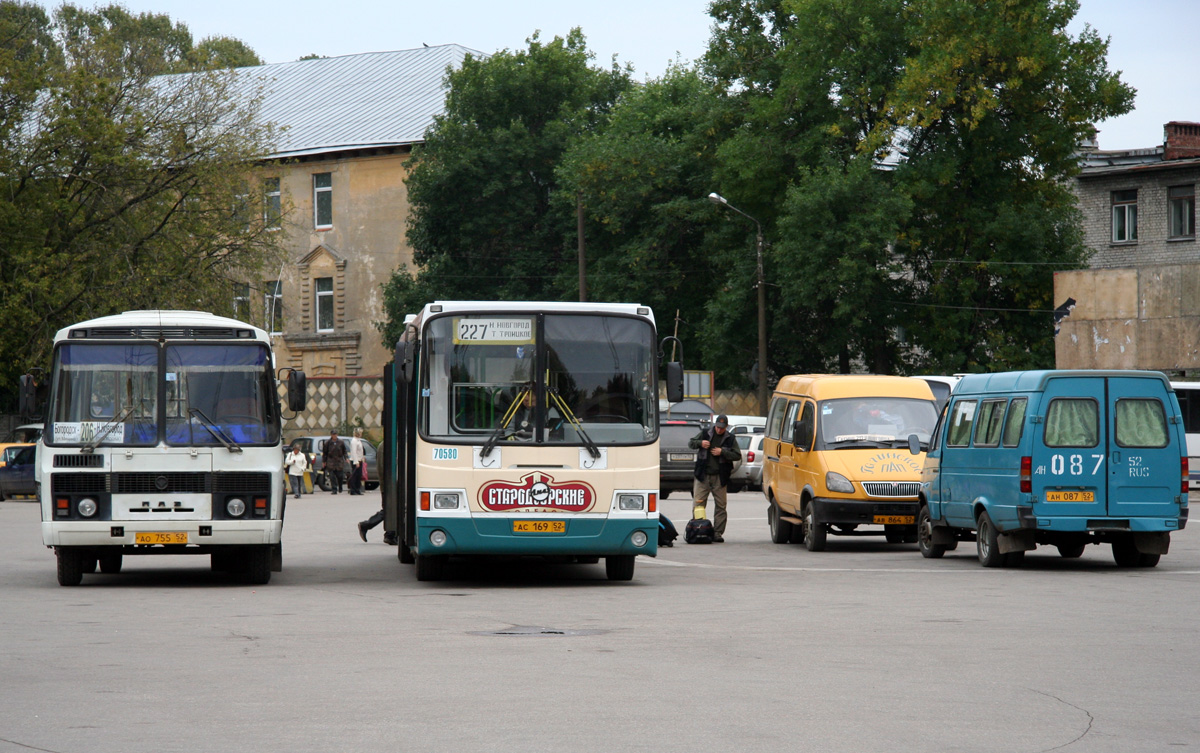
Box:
[665,362,683,403]
[286,370,307,412]
[908,434,921,455]
[18,374,37,416]
[395,340,416,384]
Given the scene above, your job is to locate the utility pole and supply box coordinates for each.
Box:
[577,193,586,302]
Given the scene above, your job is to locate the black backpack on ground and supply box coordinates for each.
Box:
[658,513,678,547]
[685,517,714,544]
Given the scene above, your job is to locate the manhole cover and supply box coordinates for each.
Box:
[469,625,607,637]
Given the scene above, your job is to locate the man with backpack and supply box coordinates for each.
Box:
[688,414,741,543]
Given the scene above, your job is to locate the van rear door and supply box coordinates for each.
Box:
[1106,376,1180,519]
[1035,375,1180,519]
[1036,377,1108,517]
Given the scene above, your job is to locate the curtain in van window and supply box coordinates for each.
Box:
[1115,399,1168,448]
[1045,399,1098,447]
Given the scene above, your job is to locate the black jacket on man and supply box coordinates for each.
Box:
[689,427,742,486]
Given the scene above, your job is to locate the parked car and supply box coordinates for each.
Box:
[659,399,714,423]
[4,423,43,444]
[659,420,705,498]
[287,435,379,491]
[725,415,766,435]
[729,433,764,493]
[0,444,36,500]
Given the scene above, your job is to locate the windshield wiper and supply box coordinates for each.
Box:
[81,406,135,454]
[188,408,243,453]
[547,387,600,459]
[481,387,531,459]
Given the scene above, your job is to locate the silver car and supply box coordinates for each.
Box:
[728,433,764,493]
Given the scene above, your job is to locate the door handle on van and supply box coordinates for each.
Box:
[1111,451,1120,463]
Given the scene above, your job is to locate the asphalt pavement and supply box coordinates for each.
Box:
[1,488,1198,753]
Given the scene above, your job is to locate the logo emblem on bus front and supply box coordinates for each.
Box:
[479,472,596,513]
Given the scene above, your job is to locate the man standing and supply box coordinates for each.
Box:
[688,414,741,543]
[322,430,347,494]
[347,428,365,495]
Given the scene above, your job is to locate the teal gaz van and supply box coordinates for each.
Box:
[918,370,1188,567]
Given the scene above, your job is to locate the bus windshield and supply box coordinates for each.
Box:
[421,313,658,446]
[47,342,277,446]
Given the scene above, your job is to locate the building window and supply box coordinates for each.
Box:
[232,182,250,228]
[233,282,250,322]
[313,172,332,229]
[264,280,283,335]
[264,177,281,230]
[316,277,334,332]
[1112,189,1137,243]
[1169,184,1195,239]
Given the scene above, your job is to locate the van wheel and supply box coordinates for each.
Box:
[917,506,946,559]
[56,547,84,586]
[803,502,827,552]
[605,555,635,581]
[1112,538,1141,567]
[1004,550,1026,567]
[884,525,906,544]
[659,490,670,499]
[768,503,793,544]
[98,554,123,573]
[1138,553,1161,568]
[975,511,1005,568]
[1057,543,1086,559]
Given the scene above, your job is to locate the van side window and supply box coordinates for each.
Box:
[974,399,1007,447]
[1115,399,1168,448]
[783,401,801,441]
[1002,398,1027,447]
[1044,399,1099,448]
[766,397,787,439]
[797,401,815,449]
[946,400,977,447]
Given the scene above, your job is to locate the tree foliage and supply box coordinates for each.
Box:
[381,30,632,346]
[0,2,279,405]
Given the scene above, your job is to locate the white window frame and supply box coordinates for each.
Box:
[1169,184,1195,239]
[264,280,283,335]
[313,173,332,230]
[1112,189,1137,243]
[233,282,250,323]
[264,177,281,230]
[315,277,334,333]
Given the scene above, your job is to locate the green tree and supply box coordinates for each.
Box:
[379,30,631,345]
[0,2,279,404]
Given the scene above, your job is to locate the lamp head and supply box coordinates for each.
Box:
[707,192,726,205]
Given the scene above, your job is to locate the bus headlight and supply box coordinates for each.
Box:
[631,531,648,547]
[433,492,461,510]
[825,472,854,494]
[78,498,98,517]
[226,498,246,517]
[617,494,644,511]
[429,530,448,547]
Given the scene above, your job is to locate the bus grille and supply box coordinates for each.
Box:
[53,455,105,468]
[51,474,109,493]
[68,326,243,339]
[862,481,920,498]
[115,472,208,494]
[212,472,272,493]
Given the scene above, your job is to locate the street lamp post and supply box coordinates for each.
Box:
[708,192,768,415]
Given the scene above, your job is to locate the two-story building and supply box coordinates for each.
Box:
[1056,121,1200,371]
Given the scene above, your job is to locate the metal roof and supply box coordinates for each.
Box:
[233,44,483,160]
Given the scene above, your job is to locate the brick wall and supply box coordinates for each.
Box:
[1074,166,1200,268]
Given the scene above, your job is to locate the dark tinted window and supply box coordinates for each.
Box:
[660,424,701,450]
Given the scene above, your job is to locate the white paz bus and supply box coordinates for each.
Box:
[23,310,306,586]
[383,301,683,581]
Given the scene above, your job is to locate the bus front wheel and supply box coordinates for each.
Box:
[242,546,272,585]
[605,555,635,581]
[56,547,84,586]
[415,554,447,581]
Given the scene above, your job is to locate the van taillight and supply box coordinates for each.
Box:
[748,451,755,462]
[1020,456,1032,494]
[1183,457,1190,495]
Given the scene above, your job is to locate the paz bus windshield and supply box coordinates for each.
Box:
[47,342,277,446]
[420,313,658,446]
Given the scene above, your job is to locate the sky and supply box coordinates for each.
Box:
[39,0,1200,151]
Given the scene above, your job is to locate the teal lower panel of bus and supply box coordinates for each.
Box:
[415,516,658,557]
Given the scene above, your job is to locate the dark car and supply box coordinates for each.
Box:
[659,420,705,498]
[287,435,379,491]
[0,444,36,500]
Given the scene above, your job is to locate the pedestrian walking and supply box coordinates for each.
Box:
[285,444,308,499]
[348,428,365,495]
[322,430,347,494]
[688,414,741,543]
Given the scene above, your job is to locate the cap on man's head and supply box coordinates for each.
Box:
[714,414,728,428]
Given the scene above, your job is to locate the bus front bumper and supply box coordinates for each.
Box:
[414,516,658,557]
[42,520,283,548]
